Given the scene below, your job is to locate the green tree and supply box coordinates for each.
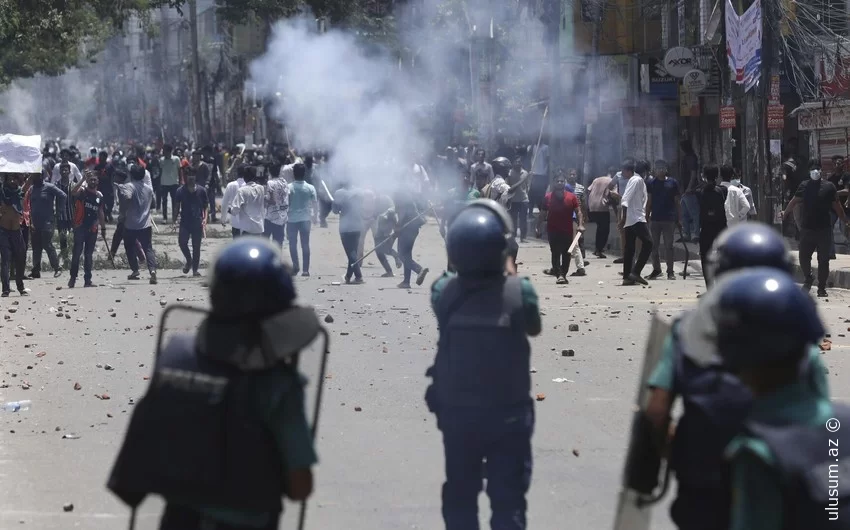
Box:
[0,0,171,87]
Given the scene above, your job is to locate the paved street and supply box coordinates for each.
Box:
[2,218,849,530]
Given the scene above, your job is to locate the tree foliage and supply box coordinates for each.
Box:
[0,0,166,87]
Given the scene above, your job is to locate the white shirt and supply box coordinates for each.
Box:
[620,174,647,227]
[221,178,245,224]
[50,163,83,185]
[230,181,266,234]
[721,181,751,226]
[740,183,757,216]
[277,158,303,181]
[265,177,289,226]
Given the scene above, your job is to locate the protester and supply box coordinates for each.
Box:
[393,183,429,288]
[334,181,365,284]
[118,164,157,284]
[586,168,614,258]
[159,144,181,223]
[374,193,403,277]
[0,174,28,296]
[264,161,290,249]
[221,167,246,238]
[174,171,207,277]
[782,161,850,297]
[697,165,728,287]
[28,171,66,278]
[68,172,107,288]
[507,156,531,241]
[619,159,652,286]
[286,163,317,276]
[541,171,583,283]
[229,167,266,237]
[565,168,589,274]
[646,160,681,280]
[607,167,630,264]
[679,140,700,242]
[469,149,494,183]
[720,165,751,227]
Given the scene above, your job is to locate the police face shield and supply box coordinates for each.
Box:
[155,303,330,436]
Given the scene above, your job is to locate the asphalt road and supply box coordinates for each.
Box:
[2,218,849,530]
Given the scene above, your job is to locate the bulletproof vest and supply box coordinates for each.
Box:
[107,334,286,513]
[744,404,850,530]
[432,275,530,408]
[700,184,728,226]
[669,321,753,492]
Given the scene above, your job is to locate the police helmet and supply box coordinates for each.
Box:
[491,157,511,178]
[447,199,514,275]
[713,268,824,368]
[209,237,296,319]
[705,222,793,283]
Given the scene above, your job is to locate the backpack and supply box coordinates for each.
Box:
[700,184,727,225]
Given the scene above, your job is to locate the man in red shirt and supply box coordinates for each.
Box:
[541,172,585,284]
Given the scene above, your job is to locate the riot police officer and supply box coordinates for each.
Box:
[637,222,829,530]
[713,268,849,529]
[108,237,323,530]
[425,199,541,530]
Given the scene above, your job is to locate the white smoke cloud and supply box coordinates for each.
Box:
[250,17,433,193]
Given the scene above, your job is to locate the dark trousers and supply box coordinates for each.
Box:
[70,227,97,282]
[110,220,125,257]
[31,226,60,273]
[58,222,71,264]
[588,211,610,253]
[160,185,179,222]
[623,222,652,278]
[160,503,278,530]
[286,220,311,272]
[103,192,115,222]
[398,228,422,284]
[699,225,725,287]
[125,227,156,274]
[509,202,529,240]
[319,199,333,225]
[438,405,534,530]
[207,185,218,221]
[341,231,362,280]
[0,227,26,293]
[264,221,286,247]
[548,231,573,277]
[178,223,203,273]
[799,227,832,290]
[376,233,401,274]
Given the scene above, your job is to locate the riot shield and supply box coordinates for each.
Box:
[156,305,330,530]
[612,312,672,530]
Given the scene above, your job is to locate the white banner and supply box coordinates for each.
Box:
[0,134,42,174]
[725,0,762,92]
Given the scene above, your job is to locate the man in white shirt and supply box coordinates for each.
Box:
[264,167,289,247]
[720,165,751,226]
[50,157,83,185]
[229,168,265,236]
[220,170,246,238]
[618,159,653,286]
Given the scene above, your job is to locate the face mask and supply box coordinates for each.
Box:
[731,179,741,187]
[810,170,822,180]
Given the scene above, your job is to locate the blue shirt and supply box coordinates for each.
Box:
[647,177,680,222]
[288,181,317,223]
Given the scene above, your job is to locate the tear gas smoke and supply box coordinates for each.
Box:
[250,17,434,193]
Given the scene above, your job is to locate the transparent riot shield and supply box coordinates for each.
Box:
[155,304,330,530]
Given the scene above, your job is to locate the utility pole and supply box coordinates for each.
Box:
[188,0,206,144]
[547,0,563,174]
[581,0,603,184]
